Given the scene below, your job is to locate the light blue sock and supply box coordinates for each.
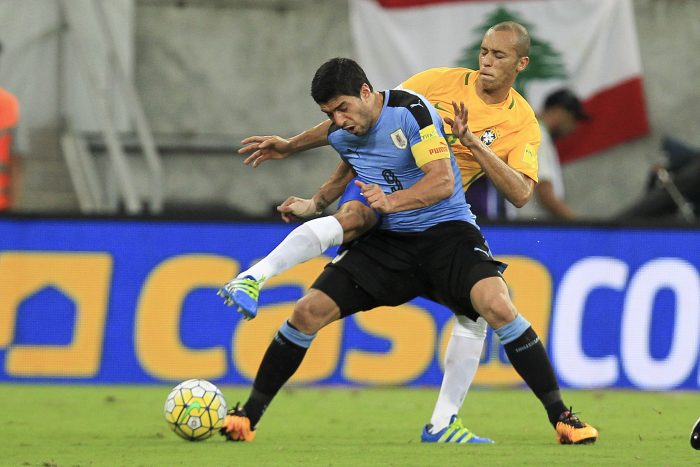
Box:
[278,321,316,349]
[494,314,531,345]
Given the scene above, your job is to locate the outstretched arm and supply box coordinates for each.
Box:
[239,120,333,167]
[445,101,535,207]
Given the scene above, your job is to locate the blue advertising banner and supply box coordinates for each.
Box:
[0,217,698,390]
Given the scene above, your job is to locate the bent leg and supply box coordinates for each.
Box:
[242,288,341,429]
[218,215,347,316]
[470,276,567,426]
[230,173,378,292]
[233,199,377,286]
[236,215,345,285]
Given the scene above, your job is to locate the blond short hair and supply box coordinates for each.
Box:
[489,21,530,57]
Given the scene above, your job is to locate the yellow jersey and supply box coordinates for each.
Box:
[400,67,540,190]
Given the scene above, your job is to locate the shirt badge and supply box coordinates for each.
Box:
[480,129,497,146]
[390,129,408,149]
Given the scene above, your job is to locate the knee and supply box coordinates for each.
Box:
[291,298,318,334]
[290,294,330,334]
[335,202,376,241]
[474,290,516,328]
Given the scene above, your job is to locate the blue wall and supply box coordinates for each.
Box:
[0,217,698,390]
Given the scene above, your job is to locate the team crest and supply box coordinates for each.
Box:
[390,129,408,149]
[480,129,497,146]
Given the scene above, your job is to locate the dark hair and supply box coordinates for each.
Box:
[311,57,373,104]
[544,88,591,121]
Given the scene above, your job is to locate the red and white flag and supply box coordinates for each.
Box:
[350,0,649,162]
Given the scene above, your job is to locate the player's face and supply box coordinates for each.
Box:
[478,30,528,92]
[319,85,375,136]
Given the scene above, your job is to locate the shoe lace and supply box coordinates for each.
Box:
[559,406,585,428]
[232,276,264,298]
[449,417,466,431]
[227,402,247,417]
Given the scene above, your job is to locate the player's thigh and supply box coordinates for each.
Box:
[423,221,505,321]
[313,238,423,313]
[290,288,343,334]
[310,263,380,319]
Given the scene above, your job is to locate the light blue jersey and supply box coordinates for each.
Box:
[328,90,477,232]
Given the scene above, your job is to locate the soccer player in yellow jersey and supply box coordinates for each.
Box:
[220,22,597,445]
[398,66,539,195]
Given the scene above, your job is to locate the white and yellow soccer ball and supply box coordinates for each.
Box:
[164,379,228,441]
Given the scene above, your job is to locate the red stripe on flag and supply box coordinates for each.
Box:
[377,0,500,8]
[556,77,650,164]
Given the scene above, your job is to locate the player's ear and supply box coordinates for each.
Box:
[516,56,529,73]
[360,83,371,100]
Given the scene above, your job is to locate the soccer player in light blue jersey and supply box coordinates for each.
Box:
[219,58,597,445]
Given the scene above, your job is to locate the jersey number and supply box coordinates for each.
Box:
[382,169,404,192]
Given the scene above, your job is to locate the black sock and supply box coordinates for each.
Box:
[503,326,567,427]
[243,325,308,428]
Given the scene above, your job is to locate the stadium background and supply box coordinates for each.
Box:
[0,0,698,401]
[0,0,699,218]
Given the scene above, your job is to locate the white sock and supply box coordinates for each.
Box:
[238,216,344,285]
[429,315,487,432]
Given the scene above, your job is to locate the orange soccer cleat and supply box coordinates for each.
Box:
[220,403,256,442]
[555,408,598,445]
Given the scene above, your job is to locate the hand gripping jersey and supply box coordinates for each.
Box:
[400,67,540,191]
[327,89,476,232]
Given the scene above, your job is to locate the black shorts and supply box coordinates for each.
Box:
[311,220,506,321]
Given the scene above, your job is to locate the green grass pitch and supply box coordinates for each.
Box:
[2,384,698,466]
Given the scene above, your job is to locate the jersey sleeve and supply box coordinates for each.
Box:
[387,90,451,168]
[398,69,435,99]
[506,118,541,183]
[403,102,451,167]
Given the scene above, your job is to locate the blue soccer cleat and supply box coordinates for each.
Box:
[217,275,264,320]
[421,415,494,444]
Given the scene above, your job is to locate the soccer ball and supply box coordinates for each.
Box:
[164,379,228,441]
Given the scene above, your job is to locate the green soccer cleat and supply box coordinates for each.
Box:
[421,415,494,444]
[217,275,264,320]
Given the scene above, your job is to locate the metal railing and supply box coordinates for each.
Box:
[59,0,164,215]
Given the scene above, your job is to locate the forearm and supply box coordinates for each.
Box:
[463,139,533,207]
[385,165,453,212]
[312,161,355,211]
[289,120,332,153]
